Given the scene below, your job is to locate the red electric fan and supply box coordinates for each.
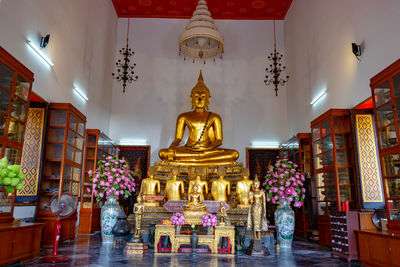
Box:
[41,194,77,263]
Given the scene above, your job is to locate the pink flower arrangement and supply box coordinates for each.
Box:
[87,155,136,202]
[202,213,217,227]
[263,158,306,208]
[170,213,185,226]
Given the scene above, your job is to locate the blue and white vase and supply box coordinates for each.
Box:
[275,199,295,249]
[101,196,122,243]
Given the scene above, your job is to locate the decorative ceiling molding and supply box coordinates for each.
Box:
[111,0,293,20]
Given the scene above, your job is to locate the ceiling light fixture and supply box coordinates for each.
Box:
[112,18,138,93]
[251,141,280,148]
[73,86,88,101]
[26,40,53,66]
[264,21,289,96]
[310,89,327,105]
[179,0,224,63]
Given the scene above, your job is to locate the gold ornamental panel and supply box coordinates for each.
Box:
[17,108,45,197]
[355,114,384,205]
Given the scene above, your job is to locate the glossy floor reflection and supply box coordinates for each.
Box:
[22,234,361,267]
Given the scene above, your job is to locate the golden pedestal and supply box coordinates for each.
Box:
[182,208,208,225]
[124,242,149,255]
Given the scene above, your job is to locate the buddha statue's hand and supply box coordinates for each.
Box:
[166,148,175,160]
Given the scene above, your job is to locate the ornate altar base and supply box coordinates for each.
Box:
[154,225,235,255]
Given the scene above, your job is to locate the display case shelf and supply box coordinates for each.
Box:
[280,133,314,239]
[0,46,34,224]
[78,129,118,234]
[311,109,359,246]
[36,103,86,245]
[370,58,400,231]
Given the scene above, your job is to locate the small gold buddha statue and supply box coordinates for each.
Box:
[217,201,230,226]
[211,166,230,202]
[188,167,208,201]
[131,196,145,243]
[165,167,184,201]
[158,71,239,165]
[139,166,161,206]
[183,184,208,224]
[236,168,253,208]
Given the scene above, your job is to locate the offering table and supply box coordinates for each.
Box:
[154,224,235,255]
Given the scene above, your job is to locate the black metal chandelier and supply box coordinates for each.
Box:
[112,19,138,93]
[264,21,289,96]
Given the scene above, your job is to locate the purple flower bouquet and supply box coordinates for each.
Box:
[263,158,306,208]
[202,213,217,227]
[170,213,185,226]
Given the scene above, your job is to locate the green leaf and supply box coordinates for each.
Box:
[113,185,119,189]
[6,185,14,193]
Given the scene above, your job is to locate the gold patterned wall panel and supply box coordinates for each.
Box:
[17,108,45,197]
[355,114,385,208]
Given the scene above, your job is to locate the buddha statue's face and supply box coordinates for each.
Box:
[193,184,199,193]
[254,180,260,189]
[191,88,210,110]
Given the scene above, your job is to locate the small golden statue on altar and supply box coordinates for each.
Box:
[139,166,160,206]
[247,178,268,240]
[211,166,231,202]
[183,184,208,225]
[188,167,208,201]
[158,71,239,165]
[125,196,149,255]
[217,201,230,226]
[236,168,253,208]
[165,167,184,201]
[132,196,144,242]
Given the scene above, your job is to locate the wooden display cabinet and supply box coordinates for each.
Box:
[370,58,400,231]
[0,46,34,224]
[280,133,314,239]
[36,103,86,245]
[311,109,358,246]
[78,129,118,234]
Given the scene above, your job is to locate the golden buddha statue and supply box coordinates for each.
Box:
[164,167,184,201]
[211,166,230,202]
[247,178,268,240]
[183,184,208,223]
[139,166,161,206]
[236,168,254,208]
[158,71,239,165]
[132,196,145,241]
[188,167,208,201]
[217,201,230,226]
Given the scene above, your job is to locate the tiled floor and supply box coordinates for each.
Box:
[21,234,361,267]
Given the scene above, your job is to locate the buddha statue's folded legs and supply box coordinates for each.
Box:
[159,146,239,164]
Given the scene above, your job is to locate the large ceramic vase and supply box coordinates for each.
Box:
[101,196,122,243]
[275,199,295,248]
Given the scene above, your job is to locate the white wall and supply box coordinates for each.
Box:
[109,18,288,164]
[0,0,118,134]
[285,0,400,136]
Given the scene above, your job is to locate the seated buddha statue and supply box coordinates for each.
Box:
[188,167,208,201]
[165,167,184,201]
[139,166,160,206]
[236,168,253,208]
[211,166,231,202]
[158,71,239,165]
[184,184,207,211]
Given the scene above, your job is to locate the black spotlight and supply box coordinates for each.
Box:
[352,43,361,59]
[40,34,50,48]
